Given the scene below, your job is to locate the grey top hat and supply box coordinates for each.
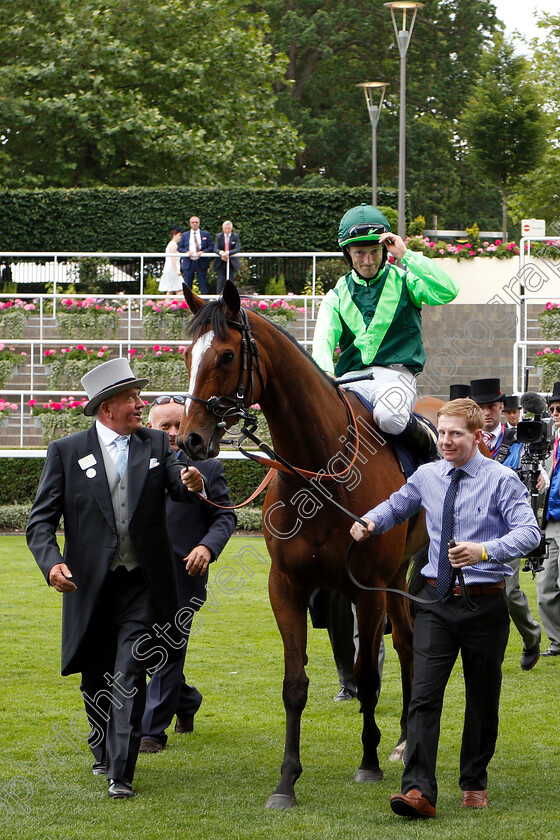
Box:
[81,358,148,417]
[503,394,521,411]
[470,378,504,405]
[449,383,472,401]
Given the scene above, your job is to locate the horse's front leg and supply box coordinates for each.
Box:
[353,591,386,783]
[265,565,311,810]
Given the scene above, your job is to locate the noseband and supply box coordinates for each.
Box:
[185,307,265,430]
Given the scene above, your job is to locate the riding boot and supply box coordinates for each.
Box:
[398,415,439,463]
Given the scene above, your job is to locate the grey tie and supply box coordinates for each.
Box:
[114,435,129,478]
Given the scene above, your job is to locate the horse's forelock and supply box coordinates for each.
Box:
[189,298,235,342]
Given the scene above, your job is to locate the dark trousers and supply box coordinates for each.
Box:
[80,567,164,783]
[402,582,510,805]
[141,613,202,744]
[183,263,209,295]
[216,264,237,293]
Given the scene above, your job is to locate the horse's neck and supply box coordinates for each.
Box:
[255,324,348,470]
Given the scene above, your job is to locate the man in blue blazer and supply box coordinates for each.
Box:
[214,220,241,293]
[178,216,214,294]
[140,395,236,752]
[26,359,204,799]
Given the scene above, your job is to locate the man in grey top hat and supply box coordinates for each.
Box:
[27,358,203,799]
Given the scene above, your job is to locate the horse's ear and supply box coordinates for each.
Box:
[182,283,205,314]
[222,280,240,315]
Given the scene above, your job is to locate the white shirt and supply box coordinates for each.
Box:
[96,420,130,468]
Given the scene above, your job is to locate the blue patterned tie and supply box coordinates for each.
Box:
[436,468,464,600]
[114,435,129,478]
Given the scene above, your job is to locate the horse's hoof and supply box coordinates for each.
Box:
[354,768,383,783]
[389,741,406,763]
[265,794,297,810]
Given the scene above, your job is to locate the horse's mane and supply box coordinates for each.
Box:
[188,298,338,391]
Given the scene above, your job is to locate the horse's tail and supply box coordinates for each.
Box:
[407,543,429,616]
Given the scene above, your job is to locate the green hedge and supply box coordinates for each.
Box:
[0,503,262,532]
[0,186,400,253]
[0,455,269,512]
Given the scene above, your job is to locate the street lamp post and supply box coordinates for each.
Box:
[357,82,387,206]
[384,2,424,239]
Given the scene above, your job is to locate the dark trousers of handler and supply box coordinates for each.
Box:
[401,582,510,806]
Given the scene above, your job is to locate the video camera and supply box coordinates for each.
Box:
[516,392,554,574]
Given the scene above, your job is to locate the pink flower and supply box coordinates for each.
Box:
[97,351,105,357]
[258,301,268,310]
[544,347,552,354]
[128,348,136,356]
[28,399,37,407]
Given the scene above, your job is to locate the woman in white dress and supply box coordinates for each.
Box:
[158,228,184,295]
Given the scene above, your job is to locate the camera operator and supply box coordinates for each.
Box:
[536,382,560,658]
[470,379,542,670]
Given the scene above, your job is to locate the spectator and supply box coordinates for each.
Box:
[503,394,522,428]
[179,216,214,295]
[140,395,236,752]
[158,226,184,296]
[214,220,241,293]
[350,397,540,818]
[26,358,203,799]
[537,381,560,658]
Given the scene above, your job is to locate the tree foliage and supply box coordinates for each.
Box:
[250,0,500,225]
[509,13,560,229]
[459,36,548,239]
[0,0,300,188]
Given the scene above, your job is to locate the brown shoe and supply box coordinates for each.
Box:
[390,789,436,818]
[174,715,194,734]
[461,789,488,809]
[139,737,164,753]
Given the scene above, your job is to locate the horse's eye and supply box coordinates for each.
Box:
[220,350,235,365]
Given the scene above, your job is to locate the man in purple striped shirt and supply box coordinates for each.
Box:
[351,398,540,819]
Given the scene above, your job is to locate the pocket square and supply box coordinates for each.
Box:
[149,458,160,469]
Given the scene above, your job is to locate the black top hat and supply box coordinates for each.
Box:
[449,384,472,401]
[470,378,505,405]
[548,382,560,404]
[503,395,521,411]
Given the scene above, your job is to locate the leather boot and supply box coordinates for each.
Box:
[398,415,439,463]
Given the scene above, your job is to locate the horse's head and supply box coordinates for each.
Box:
[178,281,265,460]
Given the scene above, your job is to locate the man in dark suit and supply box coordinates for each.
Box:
[139,396,236,752]
[214,219,241,293]
[26,358,204,799]
[178,216,214,294]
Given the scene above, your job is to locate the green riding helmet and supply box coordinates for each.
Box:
[338,204,392,247]
[338,204,392,277]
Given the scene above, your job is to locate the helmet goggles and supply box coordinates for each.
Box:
[339,222,388,246]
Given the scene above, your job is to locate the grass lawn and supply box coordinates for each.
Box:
[1,534,558,839]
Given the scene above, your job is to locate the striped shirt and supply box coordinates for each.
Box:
[364,449,541,584]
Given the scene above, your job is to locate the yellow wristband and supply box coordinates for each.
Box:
[480,545,488,561]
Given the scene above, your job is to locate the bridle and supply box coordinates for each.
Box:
[185,306,265,436]
[184,307,363,484]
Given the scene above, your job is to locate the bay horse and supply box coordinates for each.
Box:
[178,281,442,809]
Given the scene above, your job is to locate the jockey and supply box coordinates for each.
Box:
[312,204,459,458]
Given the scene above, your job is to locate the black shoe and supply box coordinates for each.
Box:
[541,648,560,657]
[108,780,134,799]
[174,714,194,734]
[521,640,540,670]
[92,761,107,776]
[333,687,356,702]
